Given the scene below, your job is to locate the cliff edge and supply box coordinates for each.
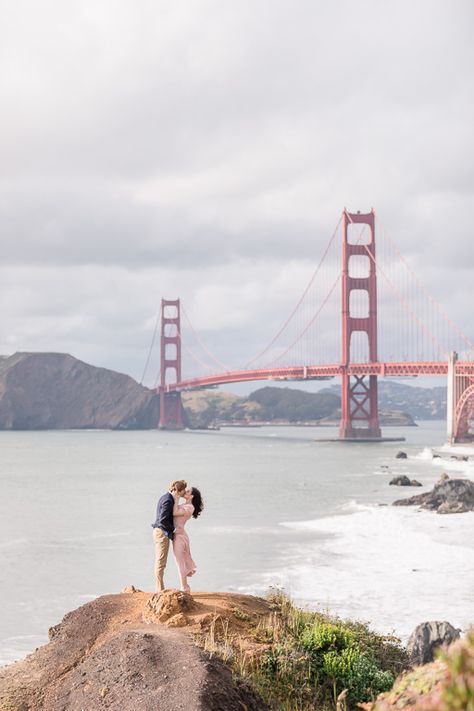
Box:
[0,590,270,711]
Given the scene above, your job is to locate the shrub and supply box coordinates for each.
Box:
[298,620,395,705]
[195,589,408,711]
[254,592,405,709]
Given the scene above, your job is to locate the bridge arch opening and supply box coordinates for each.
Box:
[164,367,179,386]
[348,255,370,278]
[349,290,369,318]
[350,330,370,362]
[164,323,178,337]
[347,222,372,245]
[165,343,177,360]
[163,304,179,319]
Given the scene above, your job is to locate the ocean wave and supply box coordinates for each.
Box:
[271,505,474,640]
[415,446,434,460]
[431,458,474,477]
[439,443,474,457]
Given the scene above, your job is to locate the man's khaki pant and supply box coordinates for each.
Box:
[153,528,170,591]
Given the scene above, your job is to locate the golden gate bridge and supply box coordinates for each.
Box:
[147,209,474,443]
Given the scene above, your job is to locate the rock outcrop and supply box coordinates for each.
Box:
[0,352,160,429]
[0,591,270,711]
[393,477,474,513]
[407,621,461,665]
[389,475,422,487]
[361,629,474,711]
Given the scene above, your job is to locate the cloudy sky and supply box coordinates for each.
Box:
[1,0,473,388]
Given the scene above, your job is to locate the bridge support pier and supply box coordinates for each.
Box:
[158,298,184,430]
[339,210,382,440]
[447,351,474,444]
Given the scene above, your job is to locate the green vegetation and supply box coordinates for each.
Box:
[361,628,474,711]
[197,590,409,711]
[439,629,474,710]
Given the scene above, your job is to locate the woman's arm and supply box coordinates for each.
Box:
[172,494,187,516]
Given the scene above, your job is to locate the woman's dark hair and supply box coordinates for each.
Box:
[191,488,203,518]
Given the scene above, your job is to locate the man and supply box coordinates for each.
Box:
[152,479,187,591]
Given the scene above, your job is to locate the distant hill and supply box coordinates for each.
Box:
[0,352,160,429]
[181,386,341,428]
[321,380,447,420]
[182,385,415,428]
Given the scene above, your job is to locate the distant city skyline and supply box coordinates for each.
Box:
[1,1,473,388]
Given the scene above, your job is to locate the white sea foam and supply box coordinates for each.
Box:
[415,446,434,460]
[276,506,474,640]
[431,458,474,477]
[439,443,474,457]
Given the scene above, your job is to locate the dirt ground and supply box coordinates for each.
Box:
[0,589,272,711]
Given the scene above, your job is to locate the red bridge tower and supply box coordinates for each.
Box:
[340,209,382,439]
[159,299,184,429]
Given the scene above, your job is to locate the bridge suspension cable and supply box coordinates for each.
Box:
[377,216,474,353]
[139,303,161,385]
[261,221,370,367]
[361,236,449,359]
[181,303,230,372]
[242,215,343,369]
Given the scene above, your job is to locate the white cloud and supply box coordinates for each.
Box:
[1,0,473,382]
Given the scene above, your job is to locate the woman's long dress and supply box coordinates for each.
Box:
[172,503,197,579]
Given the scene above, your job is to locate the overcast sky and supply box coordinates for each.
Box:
[1,0,473,389]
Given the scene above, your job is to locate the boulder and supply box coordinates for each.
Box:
[393,478,474,514]
[389,475,412,486]
[407,621,460,665]
[395,451,408,459]
[144,589,196,625]
[389,475,422,487]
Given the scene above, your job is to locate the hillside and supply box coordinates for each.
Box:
[182,386,415,428]
[0,352,160,429]
[322,380,447,420]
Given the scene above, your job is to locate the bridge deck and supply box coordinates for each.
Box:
[160,361,474,393]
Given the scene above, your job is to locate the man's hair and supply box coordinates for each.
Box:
[170,479,187,493]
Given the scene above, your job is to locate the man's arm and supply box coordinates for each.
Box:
[161,495,174,521]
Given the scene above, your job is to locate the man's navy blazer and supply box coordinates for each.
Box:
[152,492,174,539]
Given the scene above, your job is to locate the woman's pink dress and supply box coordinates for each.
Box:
[172,503,197,579]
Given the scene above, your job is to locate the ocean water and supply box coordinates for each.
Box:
[1,422,473,666]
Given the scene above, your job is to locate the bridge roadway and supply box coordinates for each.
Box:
[162,361,474,393]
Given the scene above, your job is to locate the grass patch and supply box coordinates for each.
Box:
[195,589,409,710]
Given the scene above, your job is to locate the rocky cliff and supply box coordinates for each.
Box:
[0,352,160,429]
[0,590,269,711]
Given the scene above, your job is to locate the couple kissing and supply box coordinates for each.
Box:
[152,479,203,593]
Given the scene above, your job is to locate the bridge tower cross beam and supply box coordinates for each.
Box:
[339,209,382,440]
[158,298,184,430]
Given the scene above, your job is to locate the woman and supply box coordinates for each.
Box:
[172,487,203,593]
